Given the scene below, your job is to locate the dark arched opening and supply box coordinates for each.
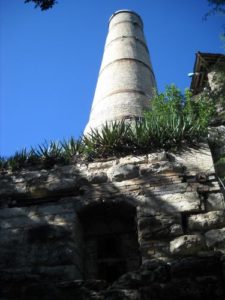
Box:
[79,202,140,282]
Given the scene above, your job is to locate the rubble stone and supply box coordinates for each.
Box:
[205,193,225,211]
[170,234,205,255]
[188,211,225,231]
[205,227,225,248]
[108,164,140,181]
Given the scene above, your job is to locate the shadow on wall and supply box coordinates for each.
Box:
[0,148,224,299]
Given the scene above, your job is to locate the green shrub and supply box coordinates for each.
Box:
[0,156,7,170]
[82,122,133,159]
[7,149,29,171]
[145,85,214,143]
[1,85,215,169]
[61,137,84,161]
[33,141,66,168]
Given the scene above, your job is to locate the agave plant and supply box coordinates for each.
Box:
[82,121,132,159]
[7,148,29,171]
[1,85,214,169]
[0,156,7,170]
[61,137,84,161]
[26,148,41,166]
[33,141,64,168]
[130,120,153,152]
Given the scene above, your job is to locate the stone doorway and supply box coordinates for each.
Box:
[79,202,140,282]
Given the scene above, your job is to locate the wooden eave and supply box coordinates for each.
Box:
[190,52,225,95]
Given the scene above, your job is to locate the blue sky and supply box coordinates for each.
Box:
[1,0,224,156]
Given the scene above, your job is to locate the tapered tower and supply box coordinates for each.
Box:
[84,10,156,134]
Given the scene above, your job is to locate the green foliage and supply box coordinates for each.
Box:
[82,122,133,159]
[144,85,214,145]
[61,138,84,160]
[215,156,225,165]
[7,149,29,171]
[1,85,215,170]
[33,141,66,168]
[206,0,225,18]
[0,157,7,170]
[24,0,56,10]
[81,86,214,158]
[205,0,225,43]
[215,155,225,170]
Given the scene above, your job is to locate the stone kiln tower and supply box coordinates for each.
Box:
[84,10,156,134]
[1,9,225,299]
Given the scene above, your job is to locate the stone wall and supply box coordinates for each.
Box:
[208,125,225,188]
[0,143,225,299]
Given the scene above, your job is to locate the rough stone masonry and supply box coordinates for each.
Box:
[0,143,225,299]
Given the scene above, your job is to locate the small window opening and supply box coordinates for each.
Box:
[80,202,140,282]
[97,235,126,282]
[98,260,126,283]
[98,235,120,258]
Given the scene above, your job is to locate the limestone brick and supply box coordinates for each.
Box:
[205,193,225,211]
[84,10,156,134]
[188,211,225,232]
[170,234,205,255]
[205,227,225,248]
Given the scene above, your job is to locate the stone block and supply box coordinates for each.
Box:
[0,228,24,245]
[205,227,225,248]
[0,207,27,219]
[169,256,222,278]
[0,216,33,229]
[27,224,73,243]
[205,193,225,211]
[27,175,80,198]
[208,126,225,157]
[35,265,82,280]
[119,154,148,165]
[147,152,167,162]
[87,172,108,183]
[188,211,225,232]
[35,202,75,216]
[45,177,78,192]
[108,164,140,181]
[0,179,26,196]
[140,161,184,176]
[56,165,78,175]
[21,170,48,181]
[137,192,201,213]
[150,183,188,195]
[88,160,114,170]
[138,213,182,239]
[170,234,205,255]
[140,240,169,258]
[27,243,79,267]
[175,144,215,174]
